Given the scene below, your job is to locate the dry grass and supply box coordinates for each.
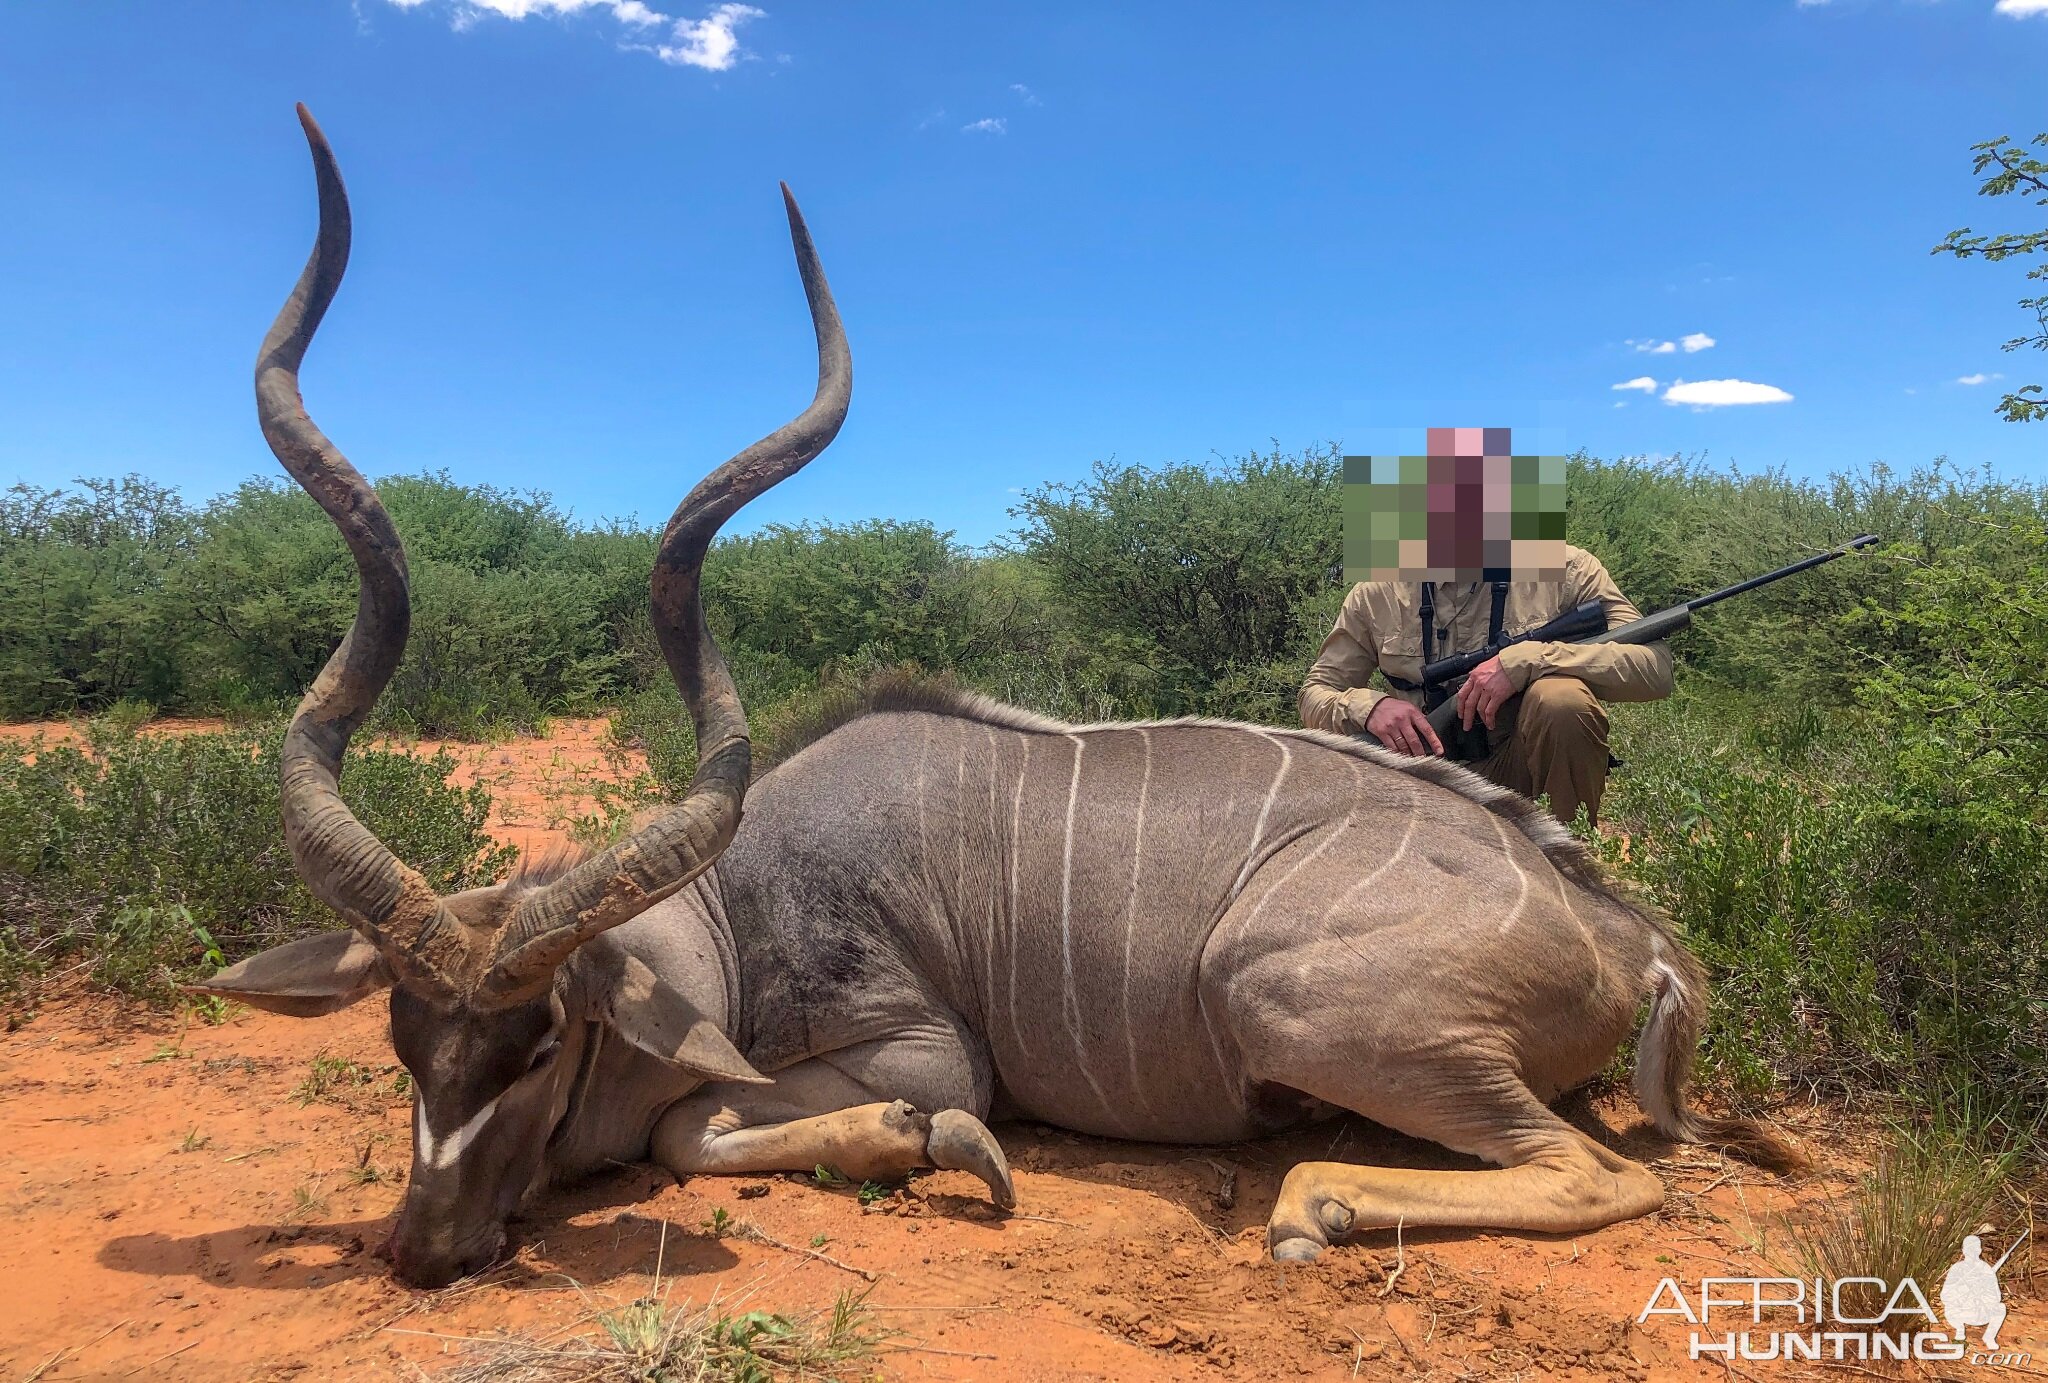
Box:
[433,1290,884,1383]
[431,1225,890,1382]
[1771,1110,2026,1330]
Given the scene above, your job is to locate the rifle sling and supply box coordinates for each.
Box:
[1390,580,1511,707]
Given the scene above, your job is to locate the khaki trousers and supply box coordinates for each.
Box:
[1472,676,1611,825]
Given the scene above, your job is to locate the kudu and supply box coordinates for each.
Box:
[203,109,1798,1287]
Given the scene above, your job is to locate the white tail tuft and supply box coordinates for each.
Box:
[1633,954,1807,1172]
[1634,958,1697,1141]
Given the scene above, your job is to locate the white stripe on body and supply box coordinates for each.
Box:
[954,725,967,915]
[1554,845,1605,987]
[1491,813,1531,935]
[1057,734,1112,1111]
[1226,732,1293,905]
[1200,731,1293,1084]
[983,724,1001,1034]
[1006,734,1032,1062]
[1321,810,1417,924]
[1119,727,1161,1118]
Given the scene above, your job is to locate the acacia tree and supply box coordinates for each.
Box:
[1934,134,2048,423]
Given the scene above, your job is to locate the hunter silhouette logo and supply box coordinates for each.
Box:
[1944,1230,2024,1349]
[1637,1227,2032,1366]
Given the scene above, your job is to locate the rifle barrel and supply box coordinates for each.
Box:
[1402,534,1880,761]
[1683,534,1879,614]
[1412,535,1880,691]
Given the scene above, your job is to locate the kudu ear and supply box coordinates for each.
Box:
[187,930,395,1017]
[601,953,770,1085]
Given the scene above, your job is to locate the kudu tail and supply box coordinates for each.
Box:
[1634,950,1808,1173]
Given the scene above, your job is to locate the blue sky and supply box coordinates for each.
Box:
[1,1,2043,545]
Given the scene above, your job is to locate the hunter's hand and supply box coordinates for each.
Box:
[1457,656,1514,732]
[1365,697,1444,757]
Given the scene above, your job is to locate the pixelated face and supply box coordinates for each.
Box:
[1343,427,1566,583]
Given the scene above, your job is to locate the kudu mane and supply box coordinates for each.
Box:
[503,843,595,892]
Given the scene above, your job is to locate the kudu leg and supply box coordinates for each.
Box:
[1267,1126,1665,1260]
[651,1054,1015,1207]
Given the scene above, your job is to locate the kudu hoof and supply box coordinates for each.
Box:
[926,1108,1016,1209]
[1269,1235,1326,1263]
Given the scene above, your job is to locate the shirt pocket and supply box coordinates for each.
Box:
[1376,632,1424,687]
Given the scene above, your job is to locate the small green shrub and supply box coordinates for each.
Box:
[1603,690,2048,1112]
[0,722,514,1002]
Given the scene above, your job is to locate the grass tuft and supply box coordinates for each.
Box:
[438,1284,887,1382]
[1771,1100,2027,1337]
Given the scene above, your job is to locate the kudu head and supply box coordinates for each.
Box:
[192,106,849,1287]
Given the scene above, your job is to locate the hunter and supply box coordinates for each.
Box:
[1299,546,1672,824]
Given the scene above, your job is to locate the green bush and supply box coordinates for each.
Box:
[1011,445,1343,715]
[0,478,194,716]
[705,519,975,673]
[0,717,513,1002]
[1601,691,2047,1111]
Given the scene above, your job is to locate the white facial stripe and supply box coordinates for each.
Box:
[416,1093,503,1171]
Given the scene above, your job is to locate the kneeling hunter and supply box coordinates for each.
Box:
[1299,548,1673,825]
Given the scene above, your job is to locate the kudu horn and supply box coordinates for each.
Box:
[256,106,850,1005]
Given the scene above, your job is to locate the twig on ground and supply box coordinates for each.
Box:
[382,1328,523,1346]
[119,1339,199,1378]
[1177,1203,1225,1242]
[736,1223,879,1281]
[892,1344,998,1360]
[21,1317,131,1382]
[1379,1303,1422,1367]
[1380,1219,1407,1298]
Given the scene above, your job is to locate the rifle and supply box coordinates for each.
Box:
[1408,534,1880,761]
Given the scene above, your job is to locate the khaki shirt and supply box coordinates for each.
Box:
[1298,544,1674,736]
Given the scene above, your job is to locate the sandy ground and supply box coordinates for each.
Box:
[2,717,2039,1381]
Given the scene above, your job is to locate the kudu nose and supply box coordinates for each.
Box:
[391,1224,506,1289]
[390,1191,508,1288]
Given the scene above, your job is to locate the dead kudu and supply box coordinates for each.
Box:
[201,109,1799,1287]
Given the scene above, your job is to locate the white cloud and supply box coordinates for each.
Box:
[405,0,668,21]
[1797,0,1830,7]
[962,117,1007,135]
[1662,379,1794,407]
[1010,83,1042,104]
[387,0,768,68]
[1956,371,2005,385]
[656,3,762,68]
[1628,338,1678,355]
[1611,376,1660,393]
[1995,0,2048,16]
[1680,332,1716,353]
